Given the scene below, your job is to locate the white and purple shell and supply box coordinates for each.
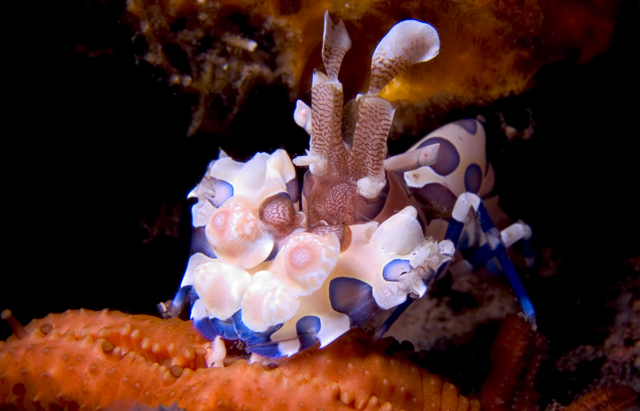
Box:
[171,12,458,358]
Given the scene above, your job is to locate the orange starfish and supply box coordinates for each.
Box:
[0,309,479,411]
[564,385,638,411]
[479,314,547,411]
[2,310,636,411]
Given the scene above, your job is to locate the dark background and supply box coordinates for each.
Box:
[2,0,638,402]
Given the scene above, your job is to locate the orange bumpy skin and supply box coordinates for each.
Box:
[479,314,548,411]
[564,385,638,411]
[0,309,480,411]
[3,310,636,410]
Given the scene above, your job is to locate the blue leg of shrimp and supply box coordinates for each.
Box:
[373,299,414,340]
[373,257,450,341]
[446,193,536,323]
[464,221,535,272]
[241,315,322,358]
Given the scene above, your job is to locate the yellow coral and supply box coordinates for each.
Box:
[126,0,620,134]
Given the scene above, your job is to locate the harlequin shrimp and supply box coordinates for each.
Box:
[165,11,536,360]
